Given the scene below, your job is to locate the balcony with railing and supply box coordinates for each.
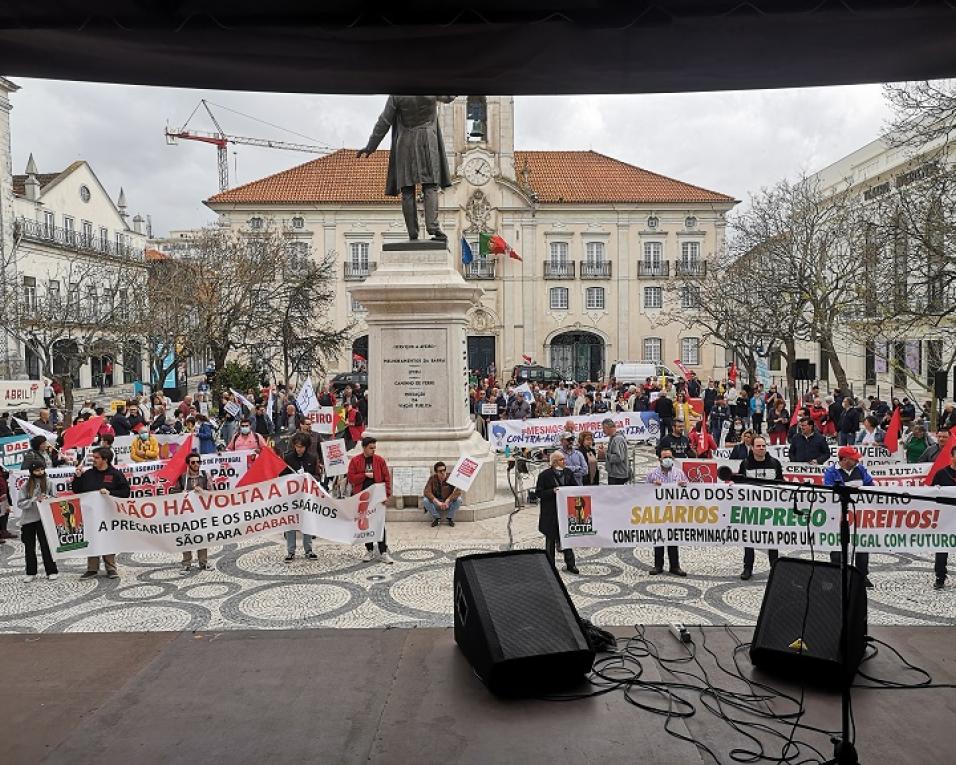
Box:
[674,260,707,278]
[343,262,377,281]
[543,260,575,279]
[464,259,497,280]
[580,260,612,279]
[16,217,141,260]
[636,260,670,278]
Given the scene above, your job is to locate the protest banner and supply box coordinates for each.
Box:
[711,443,901,467]
[308,407,334,435]
[447,455,480,491]
[37,476,387,558]
[675,458,741,483]
[10,450,255,507]
[781,461,933,486]
[488,412,659,452]
[296,376,318,413]
[224,401,241,418]
[558,482,956,554]
[480,402,498,416]
[1,434,30,470]
[0,380,43,410]
[100,434,190,464]
[320,438,348,477]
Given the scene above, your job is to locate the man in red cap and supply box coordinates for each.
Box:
[823,445,874,587]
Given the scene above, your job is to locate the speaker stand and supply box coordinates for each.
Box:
[824,485,860,765]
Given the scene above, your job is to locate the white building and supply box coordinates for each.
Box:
[206,96,738,382]
[0,78,152,387]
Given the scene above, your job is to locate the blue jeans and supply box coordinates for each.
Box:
[285,530,313,554]
[424,497,461,520]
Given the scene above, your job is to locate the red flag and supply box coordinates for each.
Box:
[925,427,956,486]
[884,407,902,453]
[62,416,105,450]
[673,359,693,380]
[522,354,533,364]
[728,362,738,386]
[352,352,366,362]
[154,434,195,484]
[789,406,800,427]
[236,443,289,487]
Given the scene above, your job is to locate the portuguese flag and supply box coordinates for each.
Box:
[479,232,522,262]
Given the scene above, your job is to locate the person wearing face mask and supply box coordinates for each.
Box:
[129,423,160,462]
[535,451,579,574]
[644,449,688,576]
[173,453,213,571]
[229,417,266,453]
[17,460,59,582]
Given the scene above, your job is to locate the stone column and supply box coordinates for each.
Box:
[349,241,508,520]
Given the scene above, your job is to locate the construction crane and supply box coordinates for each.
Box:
[165,99,333,192]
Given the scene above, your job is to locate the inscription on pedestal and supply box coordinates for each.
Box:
[381,327,450,427]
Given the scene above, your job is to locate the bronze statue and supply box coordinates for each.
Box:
[357,96,455,241]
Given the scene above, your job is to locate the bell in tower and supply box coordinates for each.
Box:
[466,96,487,142]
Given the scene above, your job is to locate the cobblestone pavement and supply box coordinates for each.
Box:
[2,445,953,633]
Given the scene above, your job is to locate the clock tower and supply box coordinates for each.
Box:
[440,96,516,183]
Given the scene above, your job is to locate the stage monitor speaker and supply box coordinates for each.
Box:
[935,370,948,401]
[454,549,595,695]
[750,558,867,684]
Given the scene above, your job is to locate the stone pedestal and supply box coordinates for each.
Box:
[349,241,509,520]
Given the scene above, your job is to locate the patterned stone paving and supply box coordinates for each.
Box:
[1,445,953,633]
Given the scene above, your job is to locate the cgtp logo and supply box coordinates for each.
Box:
[356,490,371,532]
[566,495,596,536]
[50,497,89,552]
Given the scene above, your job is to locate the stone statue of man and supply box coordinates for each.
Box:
[356,96,456,241]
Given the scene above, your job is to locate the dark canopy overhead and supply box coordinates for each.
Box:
[1,2,955,94]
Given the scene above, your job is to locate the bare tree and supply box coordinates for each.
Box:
[884,79,956,149]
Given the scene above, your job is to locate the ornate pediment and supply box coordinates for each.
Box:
[464,189,493,234]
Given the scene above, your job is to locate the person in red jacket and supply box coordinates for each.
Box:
[347,436,393,564]
[690,420,718,458]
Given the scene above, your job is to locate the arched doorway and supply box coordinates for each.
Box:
[549,331,605,383]
[351,336,368,373]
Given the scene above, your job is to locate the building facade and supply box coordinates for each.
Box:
[206,96,738,382]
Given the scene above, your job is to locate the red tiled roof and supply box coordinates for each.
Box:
[206,149,735,206]
[12,172,63,197]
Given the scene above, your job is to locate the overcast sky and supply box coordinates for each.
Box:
[8,78,892,236]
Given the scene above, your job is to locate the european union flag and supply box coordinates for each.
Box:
[461,237,474,265]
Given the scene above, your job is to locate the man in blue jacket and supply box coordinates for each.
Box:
[789,417,831,464]
[823,445,873,588]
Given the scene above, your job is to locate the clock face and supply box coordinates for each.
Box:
[464,157,492,186]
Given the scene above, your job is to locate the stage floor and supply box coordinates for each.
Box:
[5,626,955,764]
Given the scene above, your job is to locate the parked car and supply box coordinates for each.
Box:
[608,362,676,386]
[330,372,368,391]
[511,364,564,385]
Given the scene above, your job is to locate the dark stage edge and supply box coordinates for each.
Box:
[5,626,956,765]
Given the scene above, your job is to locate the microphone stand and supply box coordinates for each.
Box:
[718,468,956,765]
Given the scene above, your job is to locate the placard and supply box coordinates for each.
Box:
[320,438,348,476]
[480,403,498,416]
[0,380,43,410]
[309,407,334,435]
[447,455,480,492]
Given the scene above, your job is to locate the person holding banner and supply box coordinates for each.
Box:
[824,446,874,587]
[282,434,320,561]
[73,447,131,580]
[645,449,687,576]
[930,443,956,589]
[535,451,579,574]
[16,459,60,581]
[130,424,160,463]
[174,454,212,571]
[348,437,394,564]
[737,436,782,580]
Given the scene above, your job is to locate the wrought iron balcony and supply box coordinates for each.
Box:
[343,262,377,281]
[16,217,141,260]
[674,260,707,277]
[580,260,612,279]
[464,260,497,280]
[637,260,670,278]
[543,260,575,279]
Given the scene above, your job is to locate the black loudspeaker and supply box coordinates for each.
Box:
[750,558,867,684]
[454,549,595,695]
[935,370,948,400]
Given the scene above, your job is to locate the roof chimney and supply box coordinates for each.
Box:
[24,153,40,201]
[117,187,128,220]
[132,214,144,235]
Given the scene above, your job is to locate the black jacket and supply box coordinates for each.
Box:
[837,406,861,434]
[72,465,131,497]
[654,396,675,419]
[657,433,694,458]
[536,466,576,540]
[737,453,783,480]
[110,413,132,437]
[788,430,831,463]
[283,449,319,477]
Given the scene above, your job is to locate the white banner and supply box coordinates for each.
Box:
[10,451,255,507]
[38,476,387,558]
[308,407,334,435]
[320,438,348,476]
[96,434,190,465]
[558,483,956,554]
[13,417,57,444]
[711,443,902,467]
[296,376,318,414]
[675,457,933,488]
[446,455,480,492]
[488,412,660,452]
[480,403,498,416]
[0,380,44,410]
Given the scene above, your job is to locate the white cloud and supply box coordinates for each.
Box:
[8,79,890,235]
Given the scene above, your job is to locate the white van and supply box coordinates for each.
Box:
[608,362,676,385]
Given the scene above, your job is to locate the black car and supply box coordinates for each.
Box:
[511,364,563,385]
[330,372,368,391]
